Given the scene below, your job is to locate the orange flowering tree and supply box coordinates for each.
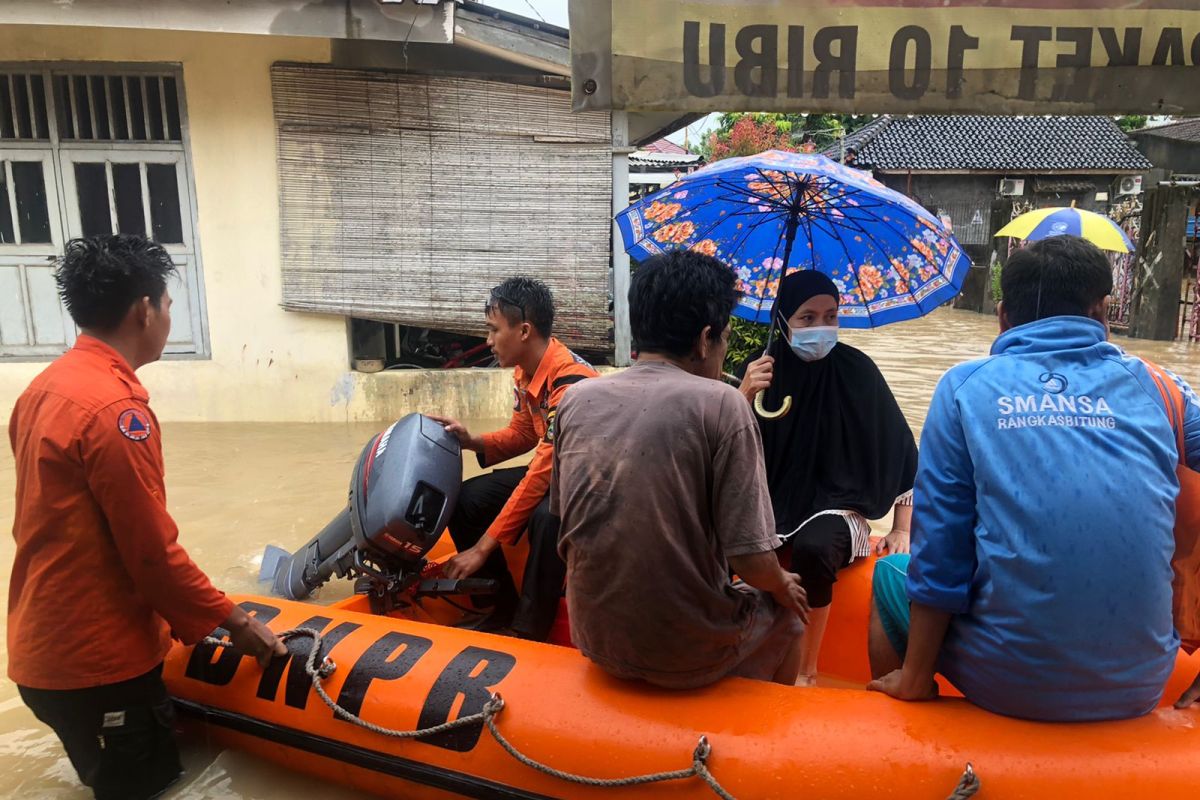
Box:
[706,114,797,162]
[702,112,874,163]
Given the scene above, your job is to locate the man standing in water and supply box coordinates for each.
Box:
[433,277,597,640]
[8,235,286,800]
[868,235,1200,719]
[551,250,809,688]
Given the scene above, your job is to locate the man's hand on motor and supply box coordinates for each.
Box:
[738,356,774,404]
[1176,669,1200,709]
[772,571,811,625]
[223,607,288,668]
[866,668,939,701]
[427,415,482,453]
[443,539,497,579]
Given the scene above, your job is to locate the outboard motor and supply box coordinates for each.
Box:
[262,414,484,608]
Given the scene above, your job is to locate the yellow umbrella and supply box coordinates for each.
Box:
[995,206,1133,253]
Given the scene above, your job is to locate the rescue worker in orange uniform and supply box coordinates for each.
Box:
[7,235,286,800]
[433,277,598,640]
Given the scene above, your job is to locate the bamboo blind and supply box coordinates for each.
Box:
[271,64,614,350]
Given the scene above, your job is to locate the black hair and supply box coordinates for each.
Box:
[630,250,737,357]
[1001,236,1113,327]
[54,235,177,332]
[485,276,554,339]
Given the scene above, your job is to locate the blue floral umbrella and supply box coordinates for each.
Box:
[617,150,968,330]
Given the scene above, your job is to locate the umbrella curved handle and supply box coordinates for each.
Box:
[754,392,793,420]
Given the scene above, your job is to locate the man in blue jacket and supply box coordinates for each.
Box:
[868,235,1200,720]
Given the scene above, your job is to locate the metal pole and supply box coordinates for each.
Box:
[611,110,633,366]
[762,214,800,355]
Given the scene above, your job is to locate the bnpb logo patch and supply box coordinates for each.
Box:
[118,409,152,441]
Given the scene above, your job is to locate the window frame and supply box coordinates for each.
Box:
[0,62,210,361]
[0,148,65,255]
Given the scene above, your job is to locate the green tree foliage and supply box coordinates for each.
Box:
[726,316,770,372]
[1116,115,1148,132]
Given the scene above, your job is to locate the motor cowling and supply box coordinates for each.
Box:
[350,414,461,567]
[263,413,462,600]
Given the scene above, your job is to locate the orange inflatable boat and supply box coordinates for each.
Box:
[165,550,1200,800]
[166,417,1200,798]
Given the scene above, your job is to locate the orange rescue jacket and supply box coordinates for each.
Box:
[478,338,598,545]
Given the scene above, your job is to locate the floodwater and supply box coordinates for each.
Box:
[2,307,1200,798]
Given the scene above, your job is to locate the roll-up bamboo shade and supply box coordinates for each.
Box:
[272,63,614,350]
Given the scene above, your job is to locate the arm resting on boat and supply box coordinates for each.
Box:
[876,503,913,555]
[867,603,949,701]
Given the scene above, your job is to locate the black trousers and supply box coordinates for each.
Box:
[19,664,182,800]
[789,514,854,609]
[448,466,566,640]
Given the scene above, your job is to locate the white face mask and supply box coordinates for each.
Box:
[787,325,838,362]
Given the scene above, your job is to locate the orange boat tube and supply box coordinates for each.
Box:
[164,552,1200,800]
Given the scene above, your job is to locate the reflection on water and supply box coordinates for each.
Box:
[1,308,1199,798]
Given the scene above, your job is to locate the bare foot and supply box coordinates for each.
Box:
[795,673,818,688]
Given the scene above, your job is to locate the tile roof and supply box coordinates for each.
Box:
[823,115,891,158]
[630,150,703,168]
[824,115,1152,172]
[641,138,690,155]
[1131,118,1200,144]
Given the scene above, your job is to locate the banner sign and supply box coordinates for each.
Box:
[570,0,1200,114]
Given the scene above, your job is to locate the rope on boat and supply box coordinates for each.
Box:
[200,628,737,799]
[946,762,980,799]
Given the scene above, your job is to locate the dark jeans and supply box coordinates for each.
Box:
[19,664,182,800]
[448,466,566,640]
[790,514,854,609]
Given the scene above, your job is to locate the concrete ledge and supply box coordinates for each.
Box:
[337,366,622,423]
[0,363,620,423]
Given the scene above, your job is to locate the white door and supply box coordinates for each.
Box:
[0,149,74,357]
[57,149,203,353]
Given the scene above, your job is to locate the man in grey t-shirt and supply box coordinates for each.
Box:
[550,250,809,689]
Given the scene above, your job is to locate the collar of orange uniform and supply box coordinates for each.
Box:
[517,337,564,401]
[74,335,150,402]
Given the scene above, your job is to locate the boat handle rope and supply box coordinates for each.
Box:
[200,628,980,800]
[200,628,738,799]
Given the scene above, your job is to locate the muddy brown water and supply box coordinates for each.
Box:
[2,308,1199,798]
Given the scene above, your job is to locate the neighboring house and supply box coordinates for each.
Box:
[629,138,703,200]
[1129,119,1200,184]
[0,0,688,422]
[827,115,1152,311]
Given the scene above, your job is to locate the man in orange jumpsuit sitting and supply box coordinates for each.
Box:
[7,235,286,800]
[433,277,597,640]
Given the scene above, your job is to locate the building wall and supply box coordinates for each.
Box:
[1133,137,1200,178]
[880,172,1122,313]
[0,25,518,423]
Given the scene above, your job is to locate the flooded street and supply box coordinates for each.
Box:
[3,307,1200,798]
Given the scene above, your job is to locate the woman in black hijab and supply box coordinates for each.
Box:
[739,270,917,686]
